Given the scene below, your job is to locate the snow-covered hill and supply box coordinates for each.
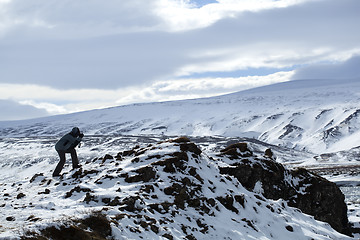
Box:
[2,75,360,238]
[1,78,360,157]
[0,137,353,239]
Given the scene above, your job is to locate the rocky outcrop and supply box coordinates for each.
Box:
[219,143,351,235]
[19,137,351,239]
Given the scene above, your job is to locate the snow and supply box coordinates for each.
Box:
[1,78,360,159]
[252,181,264,194]
[0,136,354,239]
[1,78,360,239]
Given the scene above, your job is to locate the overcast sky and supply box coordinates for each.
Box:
[1,0,360,121]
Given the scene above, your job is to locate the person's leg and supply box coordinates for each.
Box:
[69,148,80,169]
[53,150,66,176]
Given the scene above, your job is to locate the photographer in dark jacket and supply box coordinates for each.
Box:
[53,127,84,177]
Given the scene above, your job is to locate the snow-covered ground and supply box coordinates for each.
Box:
[0,135,359,239]
[0,136,355,239]
[1,78,360,238]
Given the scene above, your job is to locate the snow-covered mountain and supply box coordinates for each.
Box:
[1,78,360,157]
[1,79,360,239]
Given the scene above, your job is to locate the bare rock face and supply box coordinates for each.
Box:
[219,143,351,236]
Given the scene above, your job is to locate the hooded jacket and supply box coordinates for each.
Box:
[55,127,83,151]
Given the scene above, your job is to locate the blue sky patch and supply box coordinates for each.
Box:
[190,0,218,8]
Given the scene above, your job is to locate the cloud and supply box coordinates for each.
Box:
[155,0,313,31]
[0,0,360,120]
[0,32,190,89]
[0,84,132,114]
[291,55,360,80]
[0,99,49,121]
[0,0,161,39]
[153,71,293,95]
[0,0,359,91]
[0,71,293,118]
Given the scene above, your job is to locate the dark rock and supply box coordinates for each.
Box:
[234,195,246,208]
[174,188,190,209]
[119,196,142,212]
[109,197,122,206]
[241,218,257,231]
[27,215,41,222]
[72,169,100,179]
[65,186,92,198]
[152,152,189,173]
[23,212,111,239]
[185,234,196,240]
[30,173,44,183]
[121,145,141,157]
[179,142,202,155]
[17,193,26,199]
[115,152,123,160]
[6,216,15,221]
[125,166,157,183]
[102,154,114,163]
[140,185,154,193]
[81,212,112,238]
[219,151,351,235]
[170,136,191,143]
[131,157,140,163]
[188,167,204,183]
[101,198,111,204]
[164,183,181,195]
[220,143,253,158]
[71,169,83,179]
[38,189,50,194]
[264,148,274,159]
[162,233,174,240]
[150,224,159,234]
[216,195,238,214]
[83,193,98,204]
[286,225,294,232]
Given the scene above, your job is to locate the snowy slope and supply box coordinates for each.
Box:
[1,78,360,155]
[0,137,352,239]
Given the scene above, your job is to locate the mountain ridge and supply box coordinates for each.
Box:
[1,78,360,157]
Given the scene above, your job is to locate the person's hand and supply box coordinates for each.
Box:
[79,133,84,138]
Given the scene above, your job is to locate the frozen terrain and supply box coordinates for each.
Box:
[2,78,360,158]
[1,78,360,239]
[0,136,355,239]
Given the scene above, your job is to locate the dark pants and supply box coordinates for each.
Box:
[53,148,80,176]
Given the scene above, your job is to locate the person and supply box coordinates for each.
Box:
[53,127,84,177]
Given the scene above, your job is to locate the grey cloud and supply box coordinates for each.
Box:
[190,0,360,49]
[0,100,49,121]
[291,55,360,80]
[3,0,160,39]
[0,0,359,90]
[0,32,189,89]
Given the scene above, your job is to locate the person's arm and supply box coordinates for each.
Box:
[69,133,84,149]
[62,134,78,150]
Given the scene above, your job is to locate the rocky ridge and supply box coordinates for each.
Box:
[1,137,351,239]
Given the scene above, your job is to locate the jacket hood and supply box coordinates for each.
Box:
[71,127,80,136]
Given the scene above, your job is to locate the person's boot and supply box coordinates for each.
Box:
[72,164,81,170]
